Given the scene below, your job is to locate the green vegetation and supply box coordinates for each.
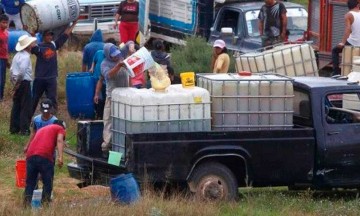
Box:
[170,36,236,74]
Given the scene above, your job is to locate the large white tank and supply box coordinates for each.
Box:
[343,71,360,110]
[197,73,294,130]
[111,86,211,153]
[236,43,318,77]
[342,46,360,76]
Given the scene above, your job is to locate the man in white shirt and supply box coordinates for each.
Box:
[9,34,37,135]
[332,0,360,75]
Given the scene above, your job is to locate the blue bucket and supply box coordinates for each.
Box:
[66,72,95,119]
[110,173,140,204]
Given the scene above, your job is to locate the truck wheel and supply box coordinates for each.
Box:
[190,162,238,201]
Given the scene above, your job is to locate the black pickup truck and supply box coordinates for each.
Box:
[66,76,360,201]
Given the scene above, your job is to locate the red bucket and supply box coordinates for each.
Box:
[15,160,26,188]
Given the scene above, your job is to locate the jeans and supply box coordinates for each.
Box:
[32,77,57,115]
[331,41,351,76]
[0,59,6,100]
[9,80,32,134]
[24,156,54,207]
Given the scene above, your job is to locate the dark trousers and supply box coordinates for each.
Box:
[32,78,57,115]
[9,80,32,134]
[24,156,54,207]
[0,58,6,100]
[332,41,351,76]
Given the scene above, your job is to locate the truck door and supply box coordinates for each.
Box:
[322,92,360,185]
[209,8,243,52]
[138,0,150,46]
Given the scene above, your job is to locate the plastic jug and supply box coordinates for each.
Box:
[31,189,42,209]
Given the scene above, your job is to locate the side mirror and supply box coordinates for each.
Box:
[221,27,233,35]
[210,27,214,32]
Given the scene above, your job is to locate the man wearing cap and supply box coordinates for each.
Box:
[23,120,66,207]
[94,42,131,154]
[31,21,77,115]
[9,34,37,135]
[211,39,230,73]
[25,98,58,150]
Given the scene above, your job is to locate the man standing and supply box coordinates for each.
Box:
[332,0,360,76]
[258,0,287,47]
[31,21,77,114]
[1,0,24,29]
[0,14,9,102]
[9,35,37,135]
[94,43,129,154]
[114,0,139,43]
[23,120,66,207]
[82,29,104,72]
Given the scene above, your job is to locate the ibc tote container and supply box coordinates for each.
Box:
[197,73,294,131]
[111,86,211,154]
[236,43,318,77]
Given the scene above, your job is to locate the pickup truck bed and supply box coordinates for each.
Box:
[67,127,315,188]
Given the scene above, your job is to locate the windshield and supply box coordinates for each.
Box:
[245,8,308,37]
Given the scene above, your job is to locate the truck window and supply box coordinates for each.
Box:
[216,9,240,35]
[326,93,360,124]
[293,90,312,126]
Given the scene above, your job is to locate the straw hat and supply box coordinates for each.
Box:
[15,35,37,52]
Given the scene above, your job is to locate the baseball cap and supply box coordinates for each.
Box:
[53,119,66,129]
[109,45,122,58]
[213,39,226,49]
[40,99,53,113]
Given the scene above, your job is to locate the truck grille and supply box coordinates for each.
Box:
[88,4,119,19]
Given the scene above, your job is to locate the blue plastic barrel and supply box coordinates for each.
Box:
[8,30,29,53]
[66,72,95,119]
[8,30,42,53]
[110,173,141,204]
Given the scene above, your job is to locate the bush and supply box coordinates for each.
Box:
[170,36,236,74]
[170,36,213,74]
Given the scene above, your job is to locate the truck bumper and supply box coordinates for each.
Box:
[65,148,125,186]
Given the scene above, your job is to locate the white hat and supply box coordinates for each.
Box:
[15,35,37,52]
[213,39,226,49]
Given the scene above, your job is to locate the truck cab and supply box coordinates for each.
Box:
[208,1,308,53]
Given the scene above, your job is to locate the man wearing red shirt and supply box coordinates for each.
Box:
[23,120,66,207]
[0,14,9,101]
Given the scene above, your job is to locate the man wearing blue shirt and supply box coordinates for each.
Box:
[1,0,24,29]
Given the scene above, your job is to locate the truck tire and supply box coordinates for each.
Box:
[189,162,238,201]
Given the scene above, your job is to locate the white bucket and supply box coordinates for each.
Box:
[124,47,155,78]
[20,0,80,33]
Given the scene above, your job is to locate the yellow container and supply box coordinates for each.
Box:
[180,72,195,88]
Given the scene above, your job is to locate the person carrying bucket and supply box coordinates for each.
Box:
[94,43,131,155]
[23,120,66,208]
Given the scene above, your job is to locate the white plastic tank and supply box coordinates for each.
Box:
[342,46,360,76]
[197,73,294,130]
[236,43,318,77]
[343,71,360,110]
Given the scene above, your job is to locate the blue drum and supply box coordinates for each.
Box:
[66,72,95,119]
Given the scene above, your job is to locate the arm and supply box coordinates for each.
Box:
[24,129,36,153]
[339,13,353,47]
[107,61,126,79]
[56,133,65,168]
[258,20,264,36]
[89,62,95,73]
[280,12,288,39]
[64,20,78,36]
[94,76,104,104]
[213,55,225,73]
